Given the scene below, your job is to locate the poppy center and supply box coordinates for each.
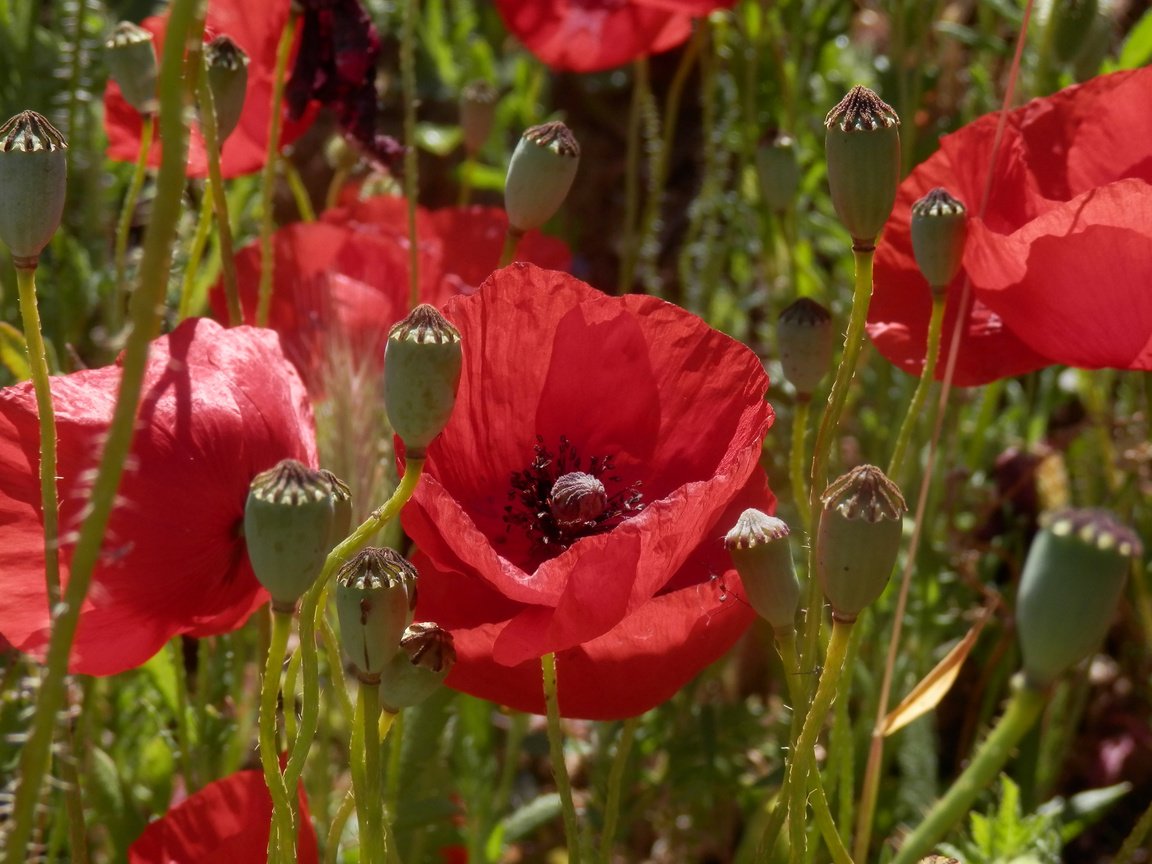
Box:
[503,436,643,556]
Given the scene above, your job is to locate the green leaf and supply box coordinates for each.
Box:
[1118,9,1152,69]
[415,121,463,156]
[141,644,179,716]
[0,321,29,380]
[498,792,562,842]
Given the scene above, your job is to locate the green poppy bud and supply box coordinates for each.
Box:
[335,547,418,682]
[105,21,158,116]
[504,121,580,234]
[724,510,801,633]
[817,465,907,622]
[319,469,352,547]
[756,132,801,213]
[379,622,456,711]
[824,86,901,245]
[776,298,835,399]
[384,305,462,458]
[0,111,68,267]
[460,80,498,158]
[244,459,336,611]
[203,35,249,144]
[1016,508,1140,690]
[911,187,967,294]
[1052,0,1100,65]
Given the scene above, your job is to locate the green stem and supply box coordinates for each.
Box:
[402,0,420,310]
[111,114,154,337]
[170,638,197,791]
[617,58,648,293]
[177,189,215,321]
[281,155,317,222]
[259,608,296,864]
[1,1,199,857]
[1116,793,1152,864]
[256,10,296,328]
[542,652,583,864]
[59,710,89,864]
[887,296,945,479]
[284,642,302,743]
[598,717,639,863]
[14,264,60,611]
[788,397,812,534]
[889,682,1047,864]
[498,227,522,268]
[325,788,357,864]
[383,709,402,816]
[356,680,385,864]
[773,627,804,743]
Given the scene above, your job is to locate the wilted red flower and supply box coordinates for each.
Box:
[104,0,318,178]
[403,264,774,719]
[0,319,317,675]
[128,768,319,864]
[216,197,570,392]
[495,0,735,73]
[868,67,1152,385]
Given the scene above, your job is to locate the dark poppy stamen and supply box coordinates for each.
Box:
[504,436,643,554]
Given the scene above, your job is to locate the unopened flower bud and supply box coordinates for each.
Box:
[380,622,457,711]
[911,188,967,294]
[0,111,67,267]
[756,132,800,213]
[824,86,900,245]
[777,298,835,399]
[460,80,498,158]
[724,510,800,633]
[1016,508,1140,690]
[335,547,418,682]
[244,459,336,611]
[384,305,463,458]
[1052,0,1100,65]
[105,21,158,116]
[817,465,906,622]
[505,121,580,234]
[320,469,353,547]
[204,35,249,143]
[550,472,607,528]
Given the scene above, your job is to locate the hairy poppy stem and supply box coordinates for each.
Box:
[598,716,639,863]
[788,396,812,533]
[402,0,420,310]
[177,192,214,321]
[14,264,60,611]
[498,227,522,268]
[327,788,357,864]
[352,679,386,864]
[617,57,649,293]
[887,295,945,479]
[111,113,154,339]
[259,609,297,864]
[542,652,584,864]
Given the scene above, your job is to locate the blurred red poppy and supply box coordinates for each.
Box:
[104,0,318,178]
[215,197,570,392]
[403,264,774,720]
[0,319,317,675]
[128,768,319,864]
[868,67,1152,385]
[495,0,734,73]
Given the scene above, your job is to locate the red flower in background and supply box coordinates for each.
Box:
[403,264,774,720]
[0,319,317,675]
[214,197,570,392]
[104,0,317,177]
[868,67,1152,385]
[495,0,734,73]
[128,768,319,864]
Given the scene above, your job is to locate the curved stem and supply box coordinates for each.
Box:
[542,653,582,864]
[325,788,357,864]
[788,396,812,534]
[889,683,1047,864]
[887,296,945,479]
[402,0,420,310]
[2,2,200,858]
[281,155,317,222]
[15,265,60,610]
[598,717,639,863]
[177,187,215,321]
[259,609,296,864]
[111,114,154,335]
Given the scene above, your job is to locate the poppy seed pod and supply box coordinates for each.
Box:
[911,187,968,294]
[724,510,800,633]
[756,132,801,213]
[379,622,456,711]
[105,21,158,116]
[335,547,418,682]
[384,305,463,458]
[816,465,906,622]
[776,298,835,399]
[460,80,498,158]
[319,469,352,548]
[1016,508,1140,690]
[0,111,67,266]
[504,121,580,234]
[203,35,249,143]
[244,459,336,611]
[825,86,901,245]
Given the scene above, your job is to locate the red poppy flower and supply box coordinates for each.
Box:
[217,197,570,392]
[868,67,1152,385]
[402,264,774,720]
[128,768,319,864]
[495,0,735,73]
[0,319,317,676]
[104,0,318,178]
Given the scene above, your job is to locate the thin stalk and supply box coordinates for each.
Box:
[14,264,60,610]
[498,228,522,268]
[889,683,1047,864]
[789,397,812,533]
[598,717,639,863]
[325,788,357,864]
[887,296,945,479]
[111,114,154,335]
[1116,794,1152,864]
[383,710,402,815]
[542,653,582,864]
[402,0,420,309]
[177,191,214,321]
[259,608,296,864]
[1,1,199,857]
[355,680,385,864]
[281,155,317,221]
[257,11,296,327]
[169,638,197,790]
[617,58,649,293]
[284,644,302,742]
[325,165,351,212]
[59,710,89,864]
